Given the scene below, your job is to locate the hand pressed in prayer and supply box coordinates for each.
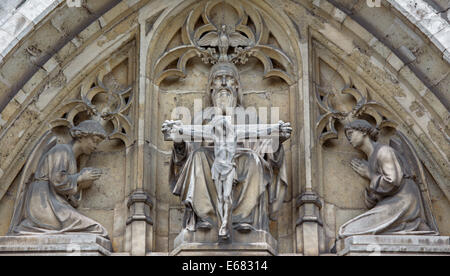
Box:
[78,167,103,189]
[350,158,370,179]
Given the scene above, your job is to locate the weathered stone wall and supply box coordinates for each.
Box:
[153,57,295,252]
[0,0,447,255]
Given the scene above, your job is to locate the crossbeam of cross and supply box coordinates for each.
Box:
[163,116,285,143]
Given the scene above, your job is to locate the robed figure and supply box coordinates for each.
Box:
[8,120,109,238]
[163,62,291,238]
[338,120,438,238]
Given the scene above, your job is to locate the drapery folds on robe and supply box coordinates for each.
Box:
[9,144,108,237]
[339,143,437,238]
[169,107,288,232]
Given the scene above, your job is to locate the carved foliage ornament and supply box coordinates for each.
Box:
[315,83,397,146]
[50,71,133,147]
[153,0,294,86]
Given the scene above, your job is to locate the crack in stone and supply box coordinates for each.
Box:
[147,141,172,155]
[322,199,367,211]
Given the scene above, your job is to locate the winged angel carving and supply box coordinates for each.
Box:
[8,76,132,238]
[315,86,439,238]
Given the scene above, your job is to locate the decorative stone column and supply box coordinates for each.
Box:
[295,191,324,256]
[126,190,153,256]
[296,35,325,255]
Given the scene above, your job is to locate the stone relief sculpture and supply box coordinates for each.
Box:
[8,120,108,237]
[7,70,133,239]
[156,2,295,242]
[162,61,291,239]
[315,86,439,239]
[197,24,253,63]
[153,2,294,87]
[338,119,438,238]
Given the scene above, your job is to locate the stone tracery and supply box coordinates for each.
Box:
[153,0,295,86]
[0,0,447,256]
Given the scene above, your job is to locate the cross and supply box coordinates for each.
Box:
[162,115,288,239]
[163,115,284,144]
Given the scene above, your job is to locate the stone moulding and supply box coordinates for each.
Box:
[296,191,323,227]
[336,235,450,256]
[385,0,450,62]
[0,234,112,256]
[171,229,277,256]
[126,190,153,226]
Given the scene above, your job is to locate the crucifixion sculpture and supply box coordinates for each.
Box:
[162,61,291,240]
[163,107,290,239]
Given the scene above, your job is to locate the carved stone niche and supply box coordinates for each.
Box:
[315,76,450,256]
[154,1,296,256]
[0,45,134,256]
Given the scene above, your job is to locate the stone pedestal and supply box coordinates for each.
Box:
[171,229,277,256]
[0,234,112,256]
[336,235,450,256]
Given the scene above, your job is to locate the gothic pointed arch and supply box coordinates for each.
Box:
[0,0,447,256]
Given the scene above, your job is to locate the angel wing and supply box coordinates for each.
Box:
[389,131,439,234]
[197,32,219,47]
[229,32,252,47]
[7,131,57,234]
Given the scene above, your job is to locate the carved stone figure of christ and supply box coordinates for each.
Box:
[164,114,290,239]
[8,120,109,238]
[162,61,292,239]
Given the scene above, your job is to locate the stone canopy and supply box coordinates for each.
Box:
[0,0,448,256]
